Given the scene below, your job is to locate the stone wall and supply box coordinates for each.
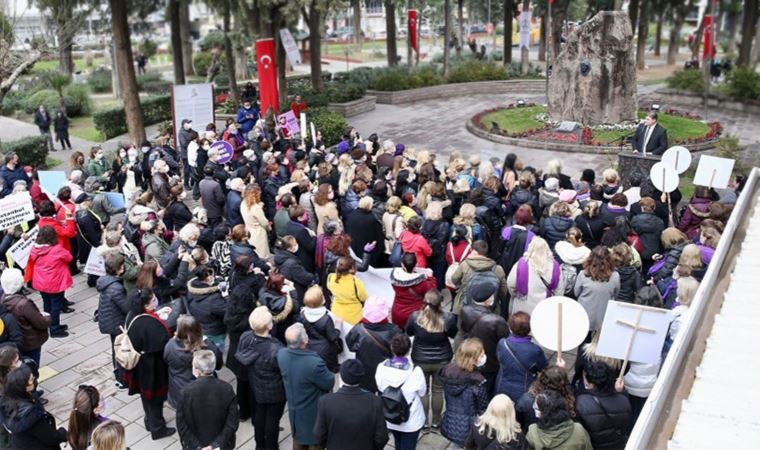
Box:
[367,79,546,104]
[654,88,760,116]
[327,96,377,118]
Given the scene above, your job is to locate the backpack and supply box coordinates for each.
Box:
[463,265,501,306]
[114,314,147,370]
[445,242,470,289]
[380,370,411,424]
[560,263,579,296]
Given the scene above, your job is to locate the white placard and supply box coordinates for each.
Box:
[310,122,317,147]
[0,192,35,230]
[300,113,307,142]
[172,83,215,148]
[519,10,532,50]
[279,28,301,66]
[84,249,106,277]
[595,301,671,365]
[649,162,679,193]
[355,267,395,306]
[693,155,735,189]
[661,146,692,174]
[530,296,590,353]
[6,226,38,269]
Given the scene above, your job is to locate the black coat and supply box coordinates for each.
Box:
[439,363,490,446]
[313,386,389,450]
[224,271,265,377]
[235,331,286,404]
[297,311,342,373]
[163,200,193,232]
[405,310,457,364]
[575,214,605,249]
[465,421,529,450]
[75,209,103,265]
[616,266,644,303]
[53,114,69,134]
[273,248,316,309]
[539,216,574,250]
[421,218,451,264]
[124,311,172,400]
[575,391,633,450]
[632,123,668,155]
[96,275,130,335]
[163,337,224,408]
[630,212,665,262]
[187,278,227,337]
[285,221,316,272]
[0,395,66,450]
[0,303,23,350]
[460,304,509,375]
[228,242,269,275]
[345,322,402,392]
[176,375,238,450]
[346,208,386,267]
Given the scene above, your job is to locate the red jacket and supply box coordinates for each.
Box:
[290,101,308,118]
[445,241,472,265]
[390,268,438,328]
[29,180,49,207]
[37,216,76,252]
[28,244,73,294]
[399,231,433,268]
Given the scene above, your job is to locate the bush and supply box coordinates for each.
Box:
[326,82,366,103]
[724,66,760,100]
[372,65,445,91]
[23,88,91,117]
[94,95,171,139]
[0,136,49,167]
[309,107,347,147]
[446,60,509,83]
[136,73,171,94]
[193,52,214,77]
[1,90,28,115]
[138,39,158,59]
[667,69,706,93]
[199,31,225,51]
[87,68,113,93]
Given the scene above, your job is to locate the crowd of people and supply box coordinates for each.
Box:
[0,96,743,450]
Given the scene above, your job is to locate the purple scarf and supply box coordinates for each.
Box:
[516,258,561,297]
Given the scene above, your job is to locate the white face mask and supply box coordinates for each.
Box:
[183,123,192,130]
[179,192,187,200]
[476,354,487,368]
[202,145,211,150]
[119,151,127,158]
[328,191,334,200]
[96,152,104,160]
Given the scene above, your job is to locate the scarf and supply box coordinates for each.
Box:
[515,258,561,297]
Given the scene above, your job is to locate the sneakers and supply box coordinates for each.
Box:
[50,329,69,338]
[151,427,176,440]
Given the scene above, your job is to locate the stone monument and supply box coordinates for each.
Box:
[548,11,637,125]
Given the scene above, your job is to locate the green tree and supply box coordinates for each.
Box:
[0,11,46,110]
[34,0,90,75]
[385,0,399,66]
[45,72,73,112]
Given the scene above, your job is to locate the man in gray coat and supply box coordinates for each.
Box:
[277,323,334,450]
[199,165,226,229]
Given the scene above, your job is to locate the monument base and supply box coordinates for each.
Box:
[618,151,661,189]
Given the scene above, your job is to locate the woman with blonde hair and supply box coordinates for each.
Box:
[405,290,457,430]
[313,184,340,235]
[240,184,272,258]
[465,394,527,450]
[327,256,369,325]
[337,153,355,196]
[649,227,690,283]
[383,196,406,256]
[90,420,126,450]
[507,237,564,316]
[440,338,490,447]
[575,200,605,248]
[422,200,451,288]
[454,203,485,242]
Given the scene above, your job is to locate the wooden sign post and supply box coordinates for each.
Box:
[616,306,657,381]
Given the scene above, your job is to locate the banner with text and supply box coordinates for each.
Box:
[0,192,35,230]
[7,226,38,269]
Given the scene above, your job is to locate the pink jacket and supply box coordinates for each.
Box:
[28,244,73,294]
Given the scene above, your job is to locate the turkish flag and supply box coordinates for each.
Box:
[408,9,418,54]
[702,14,714,61]
[256,38,279,115]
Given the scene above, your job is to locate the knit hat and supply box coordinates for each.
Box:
[362,296,389,323]
[470,282,497,303]
[1,268,24,295]
[340,359,365,386]
[559,190,577,203]
[394,144,406,156]
[544,177,559,192]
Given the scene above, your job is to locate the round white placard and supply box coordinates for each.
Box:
[530,296,590,353]
[650,162,679,193]
[661,146,692,174]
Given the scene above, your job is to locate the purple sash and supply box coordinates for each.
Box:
[516,258,561,297]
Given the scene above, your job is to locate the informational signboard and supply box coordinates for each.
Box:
[7,226,38,269]
[171,83,215,148]
[0,192,35,230]
[84,250,106,277]
[210,140,234,165]
[279,28,301,66]
[694,155,735,190]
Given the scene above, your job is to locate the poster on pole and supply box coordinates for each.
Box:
[171,83,215,149]
[84,250,106,277]
[277,110,300,138]
[279,28,301,66]
[7,226,38,269]
[519,10,532,49]
[104,192,126,210]
[693,155,735,190]
[595,301,671,366]
[0,192,35,230]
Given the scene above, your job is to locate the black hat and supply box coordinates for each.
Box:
[340,359,365,386]
[470,282,497,303]
[74,192,93,204]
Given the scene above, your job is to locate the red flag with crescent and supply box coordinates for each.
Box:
[702,14,714,61]
[256,38,279,115]
[408,9,418,54]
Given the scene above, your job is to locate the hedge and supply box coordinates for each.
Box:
[0,135,49,167]
[94,95,171,139]
[23,85,93,117]
[309,107,347,147]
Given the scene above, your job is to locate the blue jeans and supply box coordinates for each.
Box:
[392,429,420,450]
[41,291,65,333]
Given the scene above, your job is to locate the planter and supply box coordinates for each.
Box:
[367,79,545,105]
[655,88,760,116]
[327,95,376,118]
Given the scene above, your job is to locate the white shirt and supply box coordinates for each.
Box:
[623,187,641,211]
[375,361,427,432]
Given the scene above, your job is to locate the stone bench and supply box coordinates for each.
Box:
[367,79,546,105]
[328,96,377,118]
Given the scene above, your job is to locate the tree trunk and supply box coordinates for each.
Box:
[232,13,249,81]
[628,0,640,31]
[551,0,568,60]
[352,0,363,50]
[443,0,451,74]
[180,0,194,76]
[521,0,530,73]
[654,10,663,56]
[306,4,324,91]
[726,10,739,54]
[667,17,682,65]
[223,0,239,105]
[168,0,185,84]
[691,16,705,60]
[58,31,74,76]
[753,18,760,64]
[273,8,288,108]
[109,0,145,144]
[0,52,41,112]
[457,0,464,59]
[636,0,648,70]
[384,0,398,66]
[503,0,513,64]
[738,0,758,66]
[538,12,546,61]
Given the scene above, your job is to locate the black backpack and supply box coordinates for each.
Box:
[380,369,411,425]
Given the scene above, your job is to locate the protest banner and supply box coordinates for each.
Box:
[519,10,532,49]
[356,267,395,305]
[694,155,735,190]
[650,162,679,193]
[277,110,300,137]
[84,250,106,277]
[256,38,279,115]
[104,192,126,209]
[38,171,67,200]
[279,28,302,66]
[211,140,234,165]
[661,146,692,174]
[171,83,215,148]
[0,192,35,230]
[6,226,38,269]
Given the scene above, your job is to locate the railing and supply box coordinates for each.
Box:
[625,167,760,449]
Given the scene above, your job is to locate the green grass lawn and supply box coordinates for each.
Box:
[69,116,105,143]
[31,57,106,74]
[45,156,62,168]
[481,105,546,133]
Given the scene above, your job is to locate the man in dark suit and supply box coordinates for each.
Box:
[285,205,317,272]
[314,360,389,450]
[632,112,668,155]
[176,350,239,450]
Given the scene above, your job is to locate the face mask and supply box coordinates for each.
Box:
[202,145,210,150]
[183,123,191,130]
[150,296,159,310]
[282,159,289,166]
[180,192,187,200]
[142,146,150,153]
[230,129,238,134]
[96,153,104,160]
[476,354,487,368]
[408,173,416,182]
[119,151,127,158]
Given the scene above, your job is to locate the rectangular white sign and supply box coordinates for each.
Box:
[84,249,106,277]
[279,28,302,67]
[519,11,532,50]
[595,301,672,365]
[6,226,38,269]
[0,192,35,230]
[172,83,215,149]
[693,155,735,190]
